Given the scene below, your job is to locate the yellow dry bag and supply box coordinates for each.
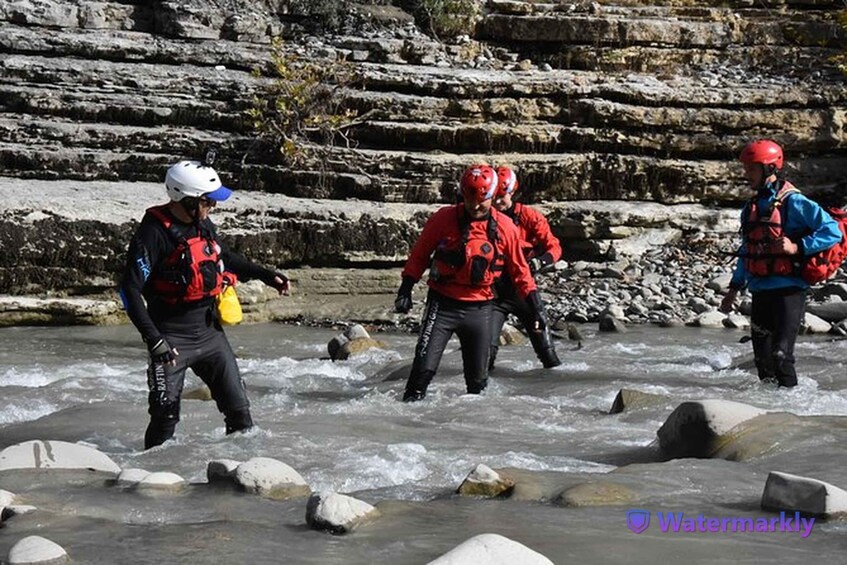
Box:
[216,273,243,325]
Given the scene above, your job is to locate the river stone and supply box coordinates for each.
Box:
[7,536,69,565]
[609,389,667,414]
[761,471,847,517]
[339,337,387,359]
[305,491,380,534]
[116,468,151,486]
[556,481,638,507]
[598,314,626,333]
[457,464,515,497]
[234,457,310,499]
[801,312,831,334]
[427,533,554,565]
[0,489,14,507]
[0,440,120,475]
[2,505,37,521]
[183,385,213,401]
[722,314,750,329]
[207,459,242,483]
[135,472,185,491]
[806,301,847,322]
[692,310,725,328]
[499,323,526,346]
[657,399,768,458]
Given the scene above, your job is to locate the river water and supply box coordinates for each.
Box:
[1,323,846,563]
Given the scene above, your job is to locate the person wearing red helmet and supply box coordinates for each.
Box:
[394,164,545,401]
[720,140,841,387]
[488,165,563,370]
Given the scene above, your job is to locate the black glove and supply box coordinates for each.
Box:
[148,338,177,365]
[266,271,290,295]
[529,253,553,275]
[526,290,548,333]
[394,276,415,314]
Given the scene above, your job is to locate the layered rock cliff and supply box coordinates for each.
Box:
[0,0,845,324]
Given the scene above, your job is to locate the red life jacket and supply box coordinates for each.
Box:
[146,205,225,304]
[741,182,801,277]
[429,207,505,288]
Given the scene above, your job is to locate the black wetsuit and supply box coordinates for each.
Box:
[489,276,560,369]
[404,290,493,401]
[121,206,276,449]
[750,287,806,387]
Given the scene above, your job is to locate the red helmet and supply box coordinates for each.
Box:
[739,140,784,170]
[495,166,519,198]
[460,164,498,204]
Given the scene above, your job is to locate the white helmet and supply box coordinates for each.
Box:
[164,160,232,202]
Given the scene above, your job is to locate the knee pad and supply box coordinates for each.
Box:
[224,408,254,435]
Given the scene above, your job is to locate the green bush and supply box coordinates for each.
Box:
[404,0,481,40]
[247,38,359,165]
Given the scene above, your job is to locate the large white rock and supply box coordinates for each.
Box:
[801,312,832,334]
[7,536,69,564]
[234,457,310,499]
[657,399,767,458]
[0,440,120,475]
[116,468,151,486]
[135,472,185,491]
[427,533,553,565]
[305,491,380,534]
[761,471,847,517]
[0,489,15,507]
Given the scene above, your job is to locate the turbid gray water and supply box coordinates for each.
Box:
[1,323,847,563]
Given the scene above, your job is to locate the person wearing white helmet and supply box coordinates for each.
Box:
[120,156,290,449]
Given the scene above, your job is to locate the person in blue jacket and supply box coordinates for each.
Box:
[720,140,841,387]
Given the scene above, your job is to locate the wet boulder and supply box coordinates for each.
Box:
[115,468,151,486]
[556,481,638,507]
[499,323,526,345]
[207,459,241,483]
[801,312,831,334]
[0,440,120,475]
[427,533,553,565]
[1,505,36,521]
[806,301,847,322]
[657,399,767,458]
[233,457,310,499]
[7,536,69,565]
[457,464,515,498]
[328,324,387,360]
[305,491,380,534]
[183,385,213,401]
[135,472,185,493]
[609,388,667,414]
[761,471,847,518]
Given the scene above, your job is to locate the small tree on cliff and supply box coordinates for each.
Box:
[402,0,482,40]
[247,37,360,167]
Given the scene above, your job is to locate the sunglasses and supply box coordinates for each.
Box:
[199,197,217,208]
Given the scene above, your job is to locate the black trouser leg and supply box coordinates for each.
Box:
[456,301,493,394]
[750,287,806,387]
[488,301,509,370]
[145,356,186,449]
[191,328,252,430]
[404,293,455,401]
[511,292,561,369]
